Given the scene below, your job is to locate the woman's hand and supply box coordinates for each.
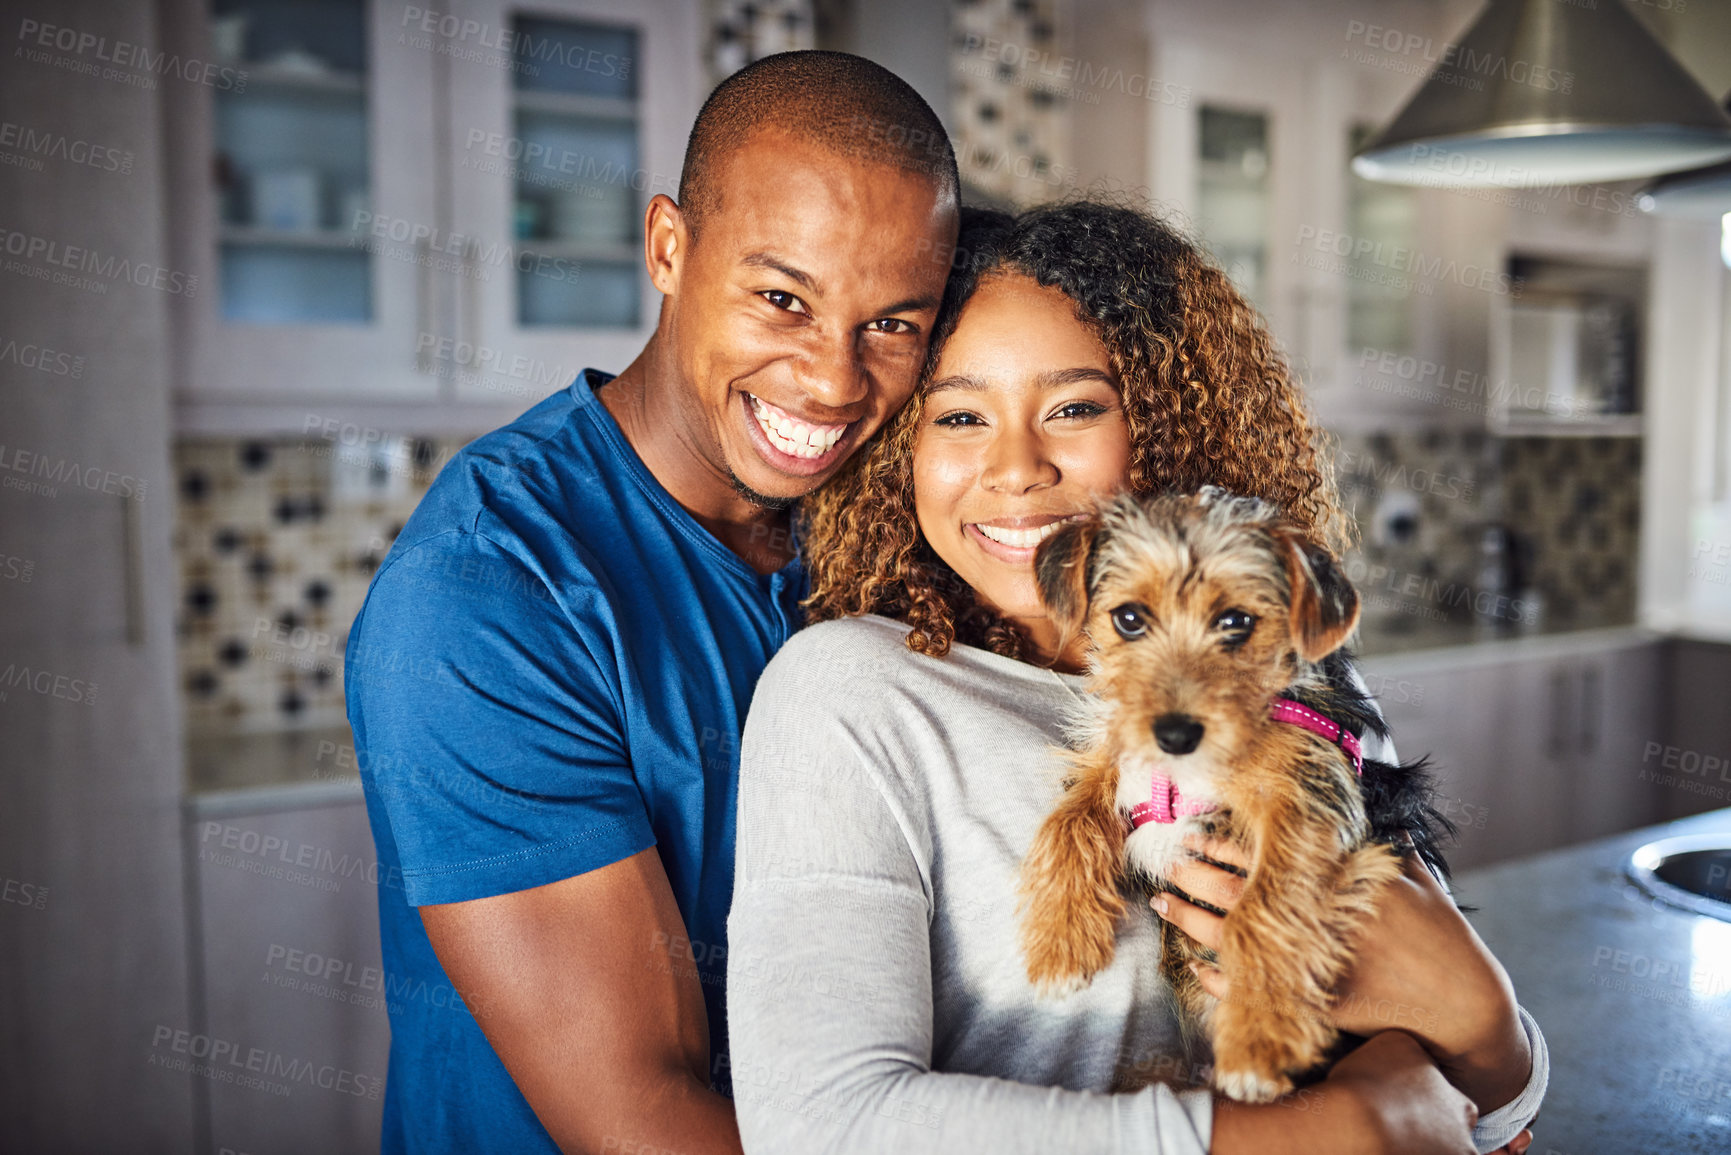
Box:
[1212,1030,1481,1155]
[1156,835,1534,1116]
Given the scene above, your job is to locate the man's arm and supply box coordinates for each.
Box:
[422,846,742,1155]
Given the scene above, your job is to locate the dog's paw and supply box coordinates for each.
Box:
[1213,1066,1293,1104]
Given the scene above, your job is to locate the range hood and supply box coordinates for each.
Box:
[1352,0,1731,188]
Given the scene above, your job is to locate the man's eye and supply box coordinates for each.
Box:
[1111,604,1149,640]
[867,318,915,334]
[1214,609,1256,646]
[760,290,807,314]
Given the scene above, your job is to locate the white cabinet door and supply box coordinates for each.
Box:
[1366,639,1666,872]
[1368,661,1517,872]
[190,800,390,1154]
[165,0,444,402]
[1493,653,1574,857]
[1566,642,1664,843]
[443,0,700,404]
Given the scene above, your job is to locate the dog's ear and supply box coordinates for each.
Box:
[1280,532,1360,662]
[1035,516,1105,640]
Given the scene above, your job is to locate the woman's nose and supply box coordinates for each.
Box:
[979,428,1058,493]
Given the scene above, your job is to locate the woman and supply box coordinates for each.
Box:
[726,202,1546,1154]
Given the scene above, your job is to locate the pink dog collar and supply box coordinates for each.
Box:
[1126,698,1363,829]
[1268,697,1364,777]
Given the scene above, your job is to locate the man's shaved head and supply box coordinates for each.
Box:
[677,50,958,240]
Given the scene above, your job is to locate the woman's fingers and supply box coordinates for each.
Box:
[1487,1129,1533,1155]
[1182,834,1250,873]
[1152,887,1225,950]
[1160,843,1247,912]
[1188,961,1229,1001]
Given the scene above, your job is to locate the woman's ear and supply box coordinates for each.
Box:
[1035,517,1105,640]
[1280,532,1360,662]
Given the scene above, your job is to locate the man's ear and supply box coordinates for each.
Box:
[1034,517,1105,642]
[1280,531,1360,662]
[644,194,686,295]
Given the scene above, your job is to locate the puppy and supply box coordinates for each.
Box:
[1016,488,1454,1103]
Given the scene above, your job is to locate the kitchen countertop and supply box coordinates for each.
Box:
[184,725,361,817]
[1452,807,1731,1153]
[1352,615,1652,662]
[184,622,1679,801]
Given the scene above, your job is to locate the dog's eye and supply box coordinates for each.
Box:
[1214,609,1256,647]
[1110,604,1149,640]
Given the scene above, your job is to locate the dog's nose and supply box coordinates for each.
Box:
[1153,713,1205,755]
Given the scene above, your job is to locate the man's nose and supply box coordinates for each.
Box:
[793,332,868,410]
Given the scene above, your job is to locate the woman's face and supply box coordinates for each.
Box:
[913,273,1133,658]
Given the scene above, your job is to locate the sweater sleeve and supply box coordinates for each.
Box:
[727,639,1214,1155]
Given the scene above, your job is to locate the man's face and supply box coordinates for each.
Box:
[659,129,957,505]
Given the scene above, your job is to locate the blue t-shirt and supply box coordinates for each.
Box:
[345,368,805,1153]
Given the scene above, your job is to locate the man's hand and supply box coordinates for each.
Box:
[1157,835,1533,1117]
[420,847,742,1155]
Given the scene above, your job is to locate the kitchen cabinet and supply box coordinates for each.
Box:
[1143,25,1506,432]
[185,791,389,1154]
[1361,632,1664,872]
[1658,639,1731,823]
[161,0,700,422]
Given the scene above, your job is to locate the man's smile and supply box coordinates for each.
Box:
[741,391,856,475]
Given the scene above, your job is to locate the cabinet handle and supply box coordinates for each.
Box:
[1548,668,1574,760]
[1579,664,1600,755]
[414,235,433,374]
[122,493,143,647]
[461,237,480,369]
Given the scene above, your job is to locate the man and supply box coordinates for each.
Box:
[344,51,959,1155]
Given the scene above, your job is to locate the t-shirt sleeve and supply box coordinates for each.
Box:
[727,636,1214,1155]
[346,528,654,906]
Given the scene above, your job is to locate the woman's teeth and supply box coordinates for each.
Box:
[750,395,847,459]
[974,520,1076,549]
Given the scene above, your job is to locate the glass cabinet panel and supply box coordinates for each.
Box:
[509,16,642,328]
[210,0,371,323]
[1196,106,1270,310]
[1346,123,1418,353]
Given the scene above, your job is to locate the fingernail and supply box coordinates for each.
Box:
[1154,897,1169,916]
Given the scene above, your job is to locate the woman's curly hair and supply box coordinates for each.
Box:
[798,198,1351,661]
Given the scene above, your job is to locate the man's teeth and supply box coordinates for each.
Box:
[750,395,847,459]
[975,521,1074,549]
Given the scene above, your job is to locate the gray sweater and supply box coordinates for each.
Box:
[728,614,1547,1154]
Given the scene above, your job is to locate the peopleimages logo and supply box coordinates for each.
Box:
[0,228,198,297]
[15,18,248,91]
[0,443,147,501]
[1342,20,1573,95]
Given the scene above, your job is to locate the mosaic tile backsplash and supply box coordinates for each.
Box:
[173,429,1642,736]
[173,435,469,736]
[1334,430,1640,634]
[951,0,1071,207]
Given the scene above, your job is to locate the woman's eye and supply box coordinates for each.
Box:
[932,411,984,427]
[1054,400,1108,420]
[760,290,807,314]
[867,318,915,335]
[1111,604,1148,640]
[1213,609,1256,646]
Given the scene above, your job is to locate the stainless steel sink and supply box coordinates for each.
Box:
[1627,834,1731,922]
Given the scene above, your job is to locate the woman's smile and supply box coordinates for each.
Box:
[964,513,1090,561]
[913,272,1132,659]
